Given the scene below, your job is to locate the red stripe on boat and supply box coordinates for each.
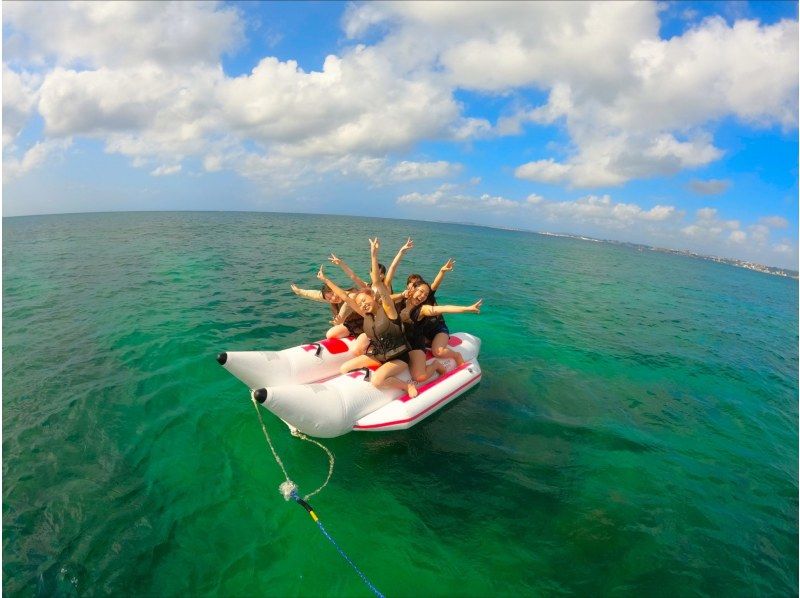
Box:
[398,362,471,402]
[353,373,482,429]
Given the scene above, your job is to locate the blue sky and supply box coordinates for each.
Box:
[3,1,798,268]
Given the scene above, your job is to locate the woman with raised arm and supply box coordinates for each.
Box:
[398,257,455,304]
[317,238,420,397]
[400,281,482,370]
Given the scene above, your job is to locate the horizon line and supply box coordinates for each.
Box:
[3,208,797,275]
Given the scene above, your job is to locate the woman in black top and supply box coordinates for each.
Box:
[399,281,482,380]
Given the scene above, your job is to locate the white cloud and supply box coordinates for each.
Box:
[747,224,770,244]
[697,207,718,220]
[3,138,71,181]
[729,230,747,243]
[760,215,789,228]
[387,160,461,182]
[151,164,182,176]
[397,184,517,211]
[689,178,731,195]
[2,65,41,148]
[2,1,243,68]
[682,207,744,242]
[772,241,795,254]
[397,187,681,229]
[215,49,461,158]
[515,159,572,184]
[538,195,680,228]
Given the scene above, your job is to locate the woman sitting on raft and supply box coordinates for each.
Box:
[401,281,482,379]
[317,238,431,398]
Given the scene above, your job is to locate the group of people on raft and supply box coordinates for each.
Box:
[291,237,482,398]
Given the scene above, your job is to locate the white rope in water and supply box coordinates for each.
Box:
[251,396,335,501]
[290,428,335,501]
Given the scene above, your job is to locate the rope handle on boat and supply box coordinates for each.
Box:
[346,366,372,381]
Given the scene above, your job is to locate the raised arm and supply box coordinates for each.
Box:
[290,283,326,302]
[328,253,368,289]
[384,237,413,290]
[369,237,399,319]
[419,298,482,317]
[430,258,455,291]
[317,265,366,317]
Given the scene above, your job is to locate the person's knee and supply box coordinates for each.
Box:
[326,328,338,339]
[433,346,447,357]
[414,373,427,383]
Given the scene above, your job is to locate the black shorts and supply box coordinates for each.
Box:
[425,323,450,343]
[391,351,411,365]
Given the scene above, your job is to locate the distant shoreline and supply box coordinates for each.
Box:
[436,219,799,280]
[535,231,799,280]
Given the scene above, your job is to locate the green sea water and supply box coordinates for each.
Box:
[3,211,797,597]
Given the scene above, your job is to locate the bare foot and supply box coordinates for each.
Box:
[407,383,418,398]
[454,352,465,367]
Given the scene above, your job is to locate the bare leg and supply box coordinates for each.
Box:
[326,324,350,339]
[352,332,370,356]
[370,360,417,397]
[339,354,381,374]
[409,349,445,383]
[408,349,428,382]
[431,332,464,366]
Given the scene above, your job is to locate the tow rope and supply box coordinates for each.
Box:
[251,397,385,598]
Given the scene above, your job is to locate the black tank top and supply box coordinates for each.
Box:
[363,308,410,362]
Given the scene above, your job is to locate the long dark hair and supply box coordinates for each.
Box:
[400,281,434,323]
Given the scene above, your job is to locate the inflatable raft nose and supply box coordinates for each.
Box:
[216,352,228,365]
[253,388,269,404]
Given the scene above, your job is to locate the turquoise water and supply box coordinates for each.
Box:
[3,211,797,597]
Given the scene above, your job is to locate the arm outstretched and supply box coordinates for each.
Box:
[290,283,326,302]
[328,253,368,289]
[419,298,482,317]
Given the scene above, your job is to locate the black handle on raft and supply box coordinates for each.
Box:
[311,342,323,357]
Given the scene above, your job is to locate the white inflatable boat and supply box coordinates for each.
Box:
[217,333,482,438]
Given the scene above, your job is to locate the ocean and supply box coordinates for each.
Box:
[3,211,797,596]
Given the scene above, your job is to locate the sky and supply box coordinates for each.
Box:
[2,1,798,268]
